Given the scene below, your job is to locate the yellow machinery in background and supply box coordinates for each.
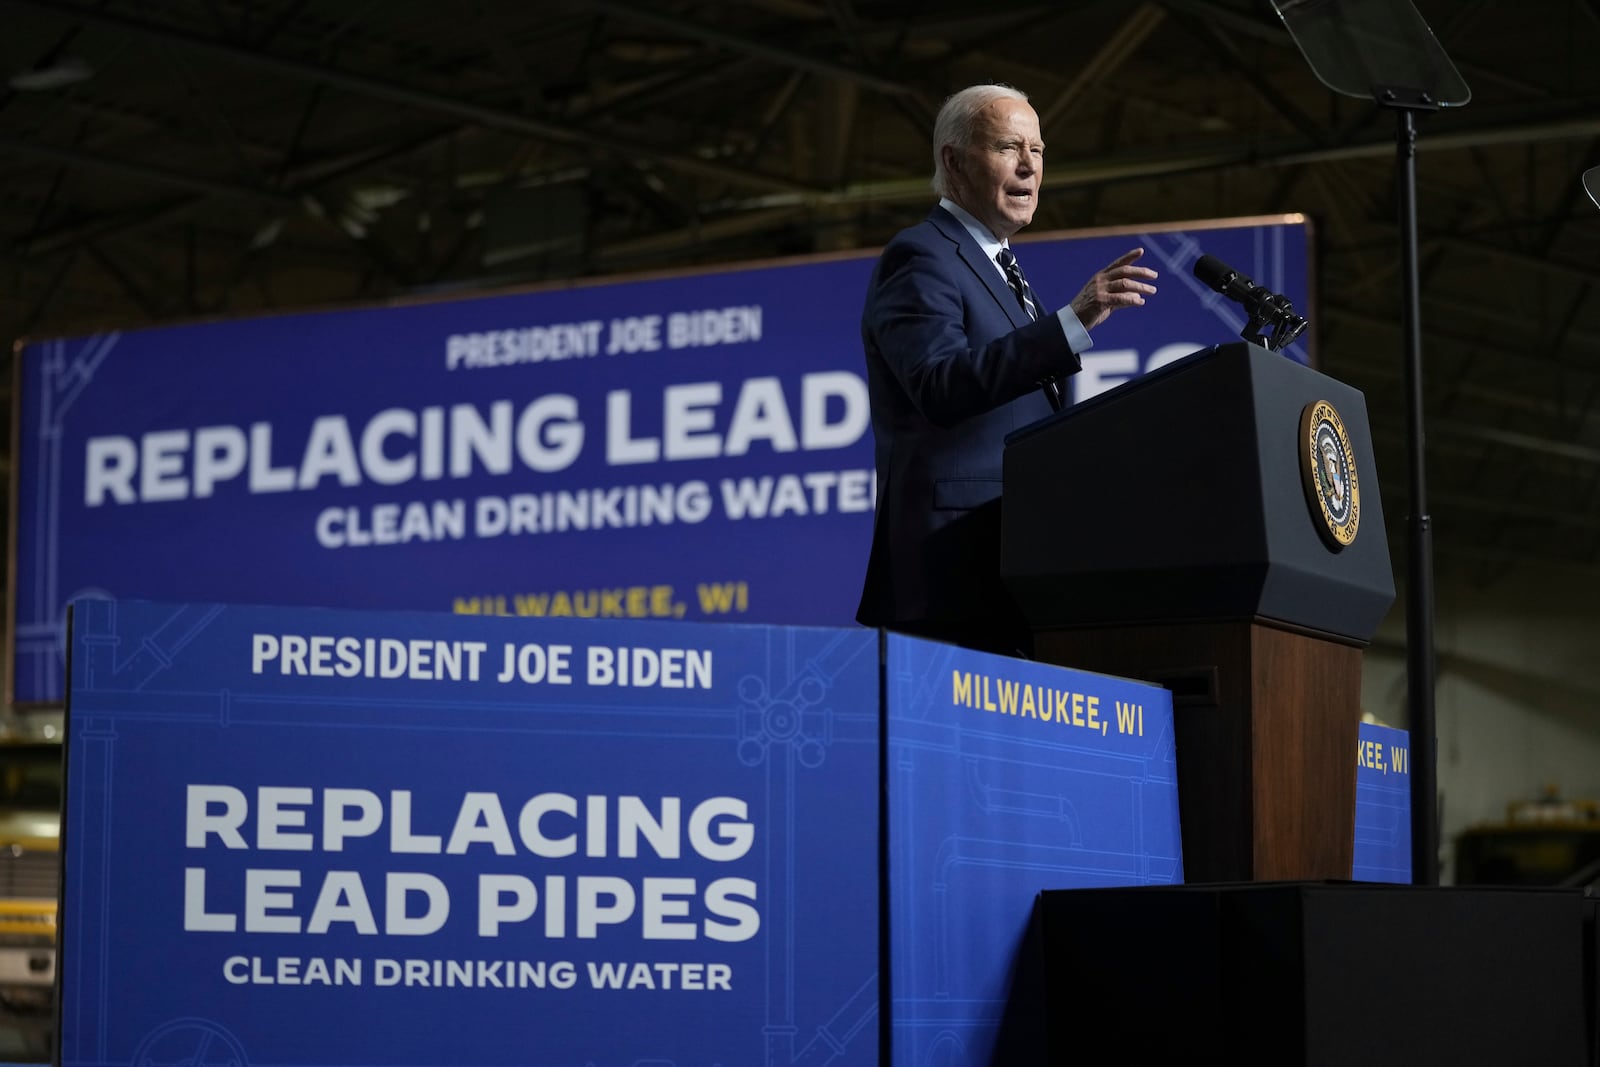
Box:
[0,736,62,1059]
[1455,788,1600,887]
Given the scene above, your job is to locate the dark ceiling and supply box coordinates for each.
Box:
[5,0,1600,600]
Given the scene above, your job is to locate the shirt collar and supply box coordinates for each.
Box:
[939,197,1008,263]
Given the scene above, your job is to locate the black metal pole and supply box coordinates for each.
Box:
[1398,107,1439,885]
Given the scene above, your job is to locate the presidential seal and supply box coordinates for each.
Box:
[1299,400,1359,549]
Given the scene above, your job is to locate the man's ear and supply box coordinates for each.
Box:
[940,144,963,190]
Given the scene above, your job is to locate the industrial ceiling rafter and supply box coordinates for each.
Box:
[0,0,824,194]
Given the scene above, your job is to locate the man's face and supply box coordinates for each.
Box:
[944,98,1044,241]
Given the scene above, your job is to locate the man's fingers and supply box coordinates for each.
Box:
[1081,251,1157,303]
[1074,252,1159,327]
[1111,276,1158,294]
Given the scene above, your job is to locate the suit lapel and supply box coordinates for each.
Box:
[928,207,1032,330]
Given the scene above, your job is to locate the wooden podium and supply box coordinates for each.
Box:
[1002,343,1396,882]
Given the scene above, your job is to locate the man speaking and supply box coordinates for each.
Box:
[855,83,1158,655]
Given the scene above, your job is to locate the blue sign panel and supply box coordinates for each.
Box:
[62,600,881,1067]
[882,635,1183,1066]
[1353,722,1412,883]
[15,218,1310,705]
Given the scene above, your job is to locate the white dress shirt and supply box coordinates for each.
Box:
[938,197,1094,355]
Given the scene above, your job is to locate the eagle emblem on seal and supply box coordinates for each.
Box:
[1299,400,1359,549]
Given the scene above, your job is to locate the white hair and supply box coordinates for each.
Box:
[930,83,1030,198]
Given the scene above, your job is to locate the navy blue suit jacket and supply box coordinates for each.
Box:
[855,206,1085,642]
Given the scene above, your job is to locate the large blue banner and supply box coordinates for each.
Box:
[883,635,1182,1064]
[62,600,882,1067]
[16,216,1309,706]
[61,602,1195,1067]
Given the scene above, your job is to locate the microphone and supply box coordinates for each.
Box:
[1192,254,1308,352]
[1193,254,1262,303]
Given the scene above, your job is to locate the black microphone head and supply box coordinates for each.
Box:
[1193,253,1234,292]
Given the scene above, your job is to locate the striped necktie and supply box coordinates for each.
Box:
[996,247,1044,321]
[996,247,1063,410]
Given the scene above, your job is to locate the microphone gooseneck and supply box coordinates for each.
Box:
[1192,254,1309,352]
